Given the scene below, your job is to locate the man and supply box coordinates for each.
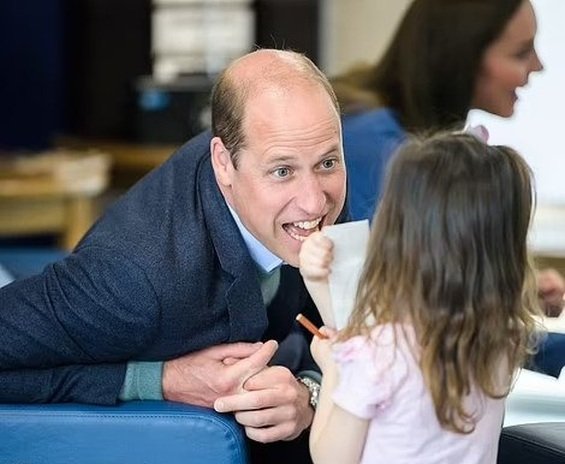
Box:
[0,49,347,461]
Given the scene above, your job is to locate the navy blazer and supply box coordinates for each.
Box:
[0,132,319,404]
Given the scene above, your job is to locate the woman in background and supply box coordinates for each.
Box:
[335,0,564,327]
[334,0,542,221]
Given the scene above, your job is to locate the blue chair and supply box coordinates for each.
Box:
[0,401,248,463]
[0,250,248,463]
[0,246,68,281]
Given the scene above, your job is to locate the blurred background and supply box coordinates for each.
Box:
[0,0,562,266]
[0,0,411,153]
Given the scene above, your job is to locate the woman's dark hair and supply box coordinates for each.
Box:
[332,0,524,130]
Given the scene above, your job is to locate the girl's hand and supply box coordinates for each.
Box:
[299,231,334,282]
[310,326,338,374]
[538,268,565,317]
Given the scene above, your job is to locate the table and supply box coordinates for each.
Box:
[56,137,179,188]
[0,151,110,250]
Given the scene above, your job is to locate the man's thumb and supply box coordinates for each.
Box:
[236,339,278,378]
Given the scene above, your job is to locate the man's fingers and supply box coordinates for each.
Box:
[214,392,263,412]
[214,390,280,416]
[231,339,278,380]
[245,423,298,443]
[206,341,264,360]
[244,365,292,391]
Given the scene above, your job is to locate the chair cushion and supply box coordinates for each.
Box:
[498,422,565,464]
[0,401,248,463]
[0,246,67,279]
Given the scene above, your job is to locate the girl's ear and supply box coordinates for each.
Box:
[210,136,234,187]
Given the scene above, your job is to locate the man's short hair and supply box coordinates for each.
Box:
[210,49,340,168]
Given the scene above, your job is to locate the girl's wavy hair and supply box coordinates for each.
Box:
[341,132,541,433]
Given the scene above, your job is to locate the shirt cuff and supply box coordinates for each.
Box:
[119,361,164,401]
[297,369,322,384]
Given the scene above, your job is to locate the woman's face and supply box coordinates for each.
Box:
[472,0,543,117]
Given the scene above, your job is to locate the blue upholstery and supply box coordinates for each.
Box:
[0,246,67,280]
[0,249,248,462]
[0,400,248,463]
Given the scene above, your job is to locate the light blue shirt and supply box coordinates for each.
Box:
[0,264,14,289]
[226,204,283,273]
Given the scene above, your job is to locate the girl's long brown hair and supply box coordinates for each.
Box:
[341,132,541,433]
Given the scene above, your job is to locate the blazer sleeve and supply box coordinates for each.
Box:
[0,363,127,405]
[0,246,161,369]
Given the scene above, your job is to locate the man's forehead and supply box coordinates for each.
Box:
[242,134,343,167]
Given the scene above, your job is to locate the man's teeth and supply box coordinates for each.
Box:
[293,218,322,230]
[287,218,322,242]
[288,230,307,242]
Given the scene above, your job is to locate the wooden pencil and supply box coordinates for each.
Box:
[296,313,328,339]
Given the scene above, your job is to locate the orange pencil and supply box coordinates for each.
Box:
[296,313,328,339]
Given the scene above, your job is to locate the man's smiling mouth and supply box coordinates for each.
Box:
[283,217,323,242]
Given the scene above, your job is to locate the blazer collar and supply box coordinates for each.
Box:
[198,156,268,340]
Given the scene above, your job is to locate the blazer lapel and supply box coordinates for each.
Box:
[199,158,268,341]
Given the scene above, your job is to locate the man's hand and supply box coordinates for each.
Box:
[162,340,278,407]
[214,365,314,443]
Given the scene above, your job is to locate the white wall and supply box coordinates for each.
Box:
[320,0,411,75]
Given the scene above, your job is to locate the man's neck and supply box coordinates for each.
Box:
[225,202,283,273]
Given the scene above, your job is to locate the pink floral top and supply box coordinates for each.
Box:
[332,324,505,463]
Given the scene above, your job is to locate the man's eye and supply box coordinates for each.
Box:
[274,167,291,178]
[321,159,336,170]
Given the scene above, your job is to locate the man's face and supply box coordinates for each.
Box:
[215,83,346,267]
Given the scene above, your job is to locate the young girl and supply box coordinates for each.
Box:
[299,132,541,463]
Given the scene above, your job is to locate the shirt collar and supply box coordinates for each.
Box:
[226,204,283,273]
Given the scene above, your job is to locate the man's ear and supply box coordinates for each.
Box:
[210,136,234,187]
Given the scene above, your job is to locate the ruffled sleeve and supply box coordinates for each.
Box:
[331,326,409,419]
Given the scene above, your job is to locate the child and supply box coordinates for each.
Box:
[299,132,541,463]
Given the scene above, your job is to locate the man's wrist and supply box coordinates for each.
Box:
[296,375,320,410]
[119,361,164,401]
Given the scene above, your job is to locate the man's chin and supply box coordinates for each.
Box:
[276,248,300,268]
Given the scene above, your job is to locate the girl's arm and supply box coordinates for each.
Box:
[299,232,336,328]
[309,335,370,464]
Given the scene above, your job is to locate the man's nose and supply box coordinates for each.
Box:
[296,174,326,215]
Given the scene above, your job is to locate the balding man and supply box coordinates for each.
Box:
[0,49,347,462]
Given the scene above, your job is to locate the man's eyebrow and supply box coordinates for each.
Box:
[320,146,341,157]
[265,155,296,164]
[315,147,342,162]
[264,147,341,165]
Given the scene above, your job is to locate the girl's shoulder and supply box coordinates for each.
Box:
[331,324,416,410]
[333,323,417,363]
